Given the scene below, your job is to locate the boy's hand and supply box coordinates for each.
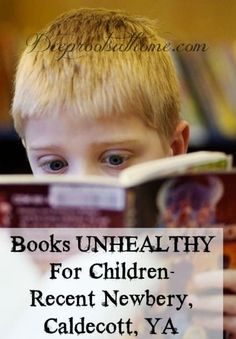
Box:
[223,269,236,335]
[192,269,236,335]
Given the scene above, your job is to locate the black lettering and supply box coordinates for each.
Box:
[30,290,46,307]
[145,318,162,334]
[44,318,57,334]
[10,236,25,252]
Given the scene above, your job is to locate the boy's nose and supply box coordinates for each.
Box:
[68,162,99,177]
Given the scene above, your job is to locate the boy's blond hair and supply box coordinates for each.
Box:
[12,8,180,140]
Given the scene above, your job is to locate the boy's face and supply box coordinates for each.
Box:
[24,113,185,177]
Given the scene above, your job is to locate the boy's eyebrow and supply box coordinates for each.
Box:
[27,144,64,152]
[28,139,142,151]
[91,139,142,147]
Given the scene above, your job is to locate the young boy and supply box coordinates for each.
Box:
[12,8,189,177]
[11,8,236,335]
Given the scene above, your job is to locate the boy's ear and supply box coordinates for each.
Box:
[170,120,189,155]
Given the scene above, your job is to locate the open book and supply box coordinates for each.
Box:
[0,151,234,229]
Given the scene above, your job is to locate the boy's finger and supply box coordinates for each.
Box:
[193,295,236,314]
[193,314,222,331]
[192,295,222,312]
[224,270,236,292]
[193,270,222,289]
[193,269,236,291]
[194,314,236,334]
[224,315,236,334]
[224,295,236,315]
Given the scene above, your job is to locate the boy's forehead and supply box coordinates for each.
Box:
[24,110,150,133]
[24,111,164,149]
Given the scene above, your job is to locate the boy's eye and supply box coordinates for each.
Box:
[40,158,68,173]
[101,152,130,168]
[49,160,67,171]
[107,155,125,166]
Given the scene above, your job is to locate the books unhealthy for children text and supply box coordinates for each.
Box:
[1,151,235,267]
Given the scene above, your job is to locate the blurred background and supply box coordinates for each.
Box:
[1,0,236,173]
